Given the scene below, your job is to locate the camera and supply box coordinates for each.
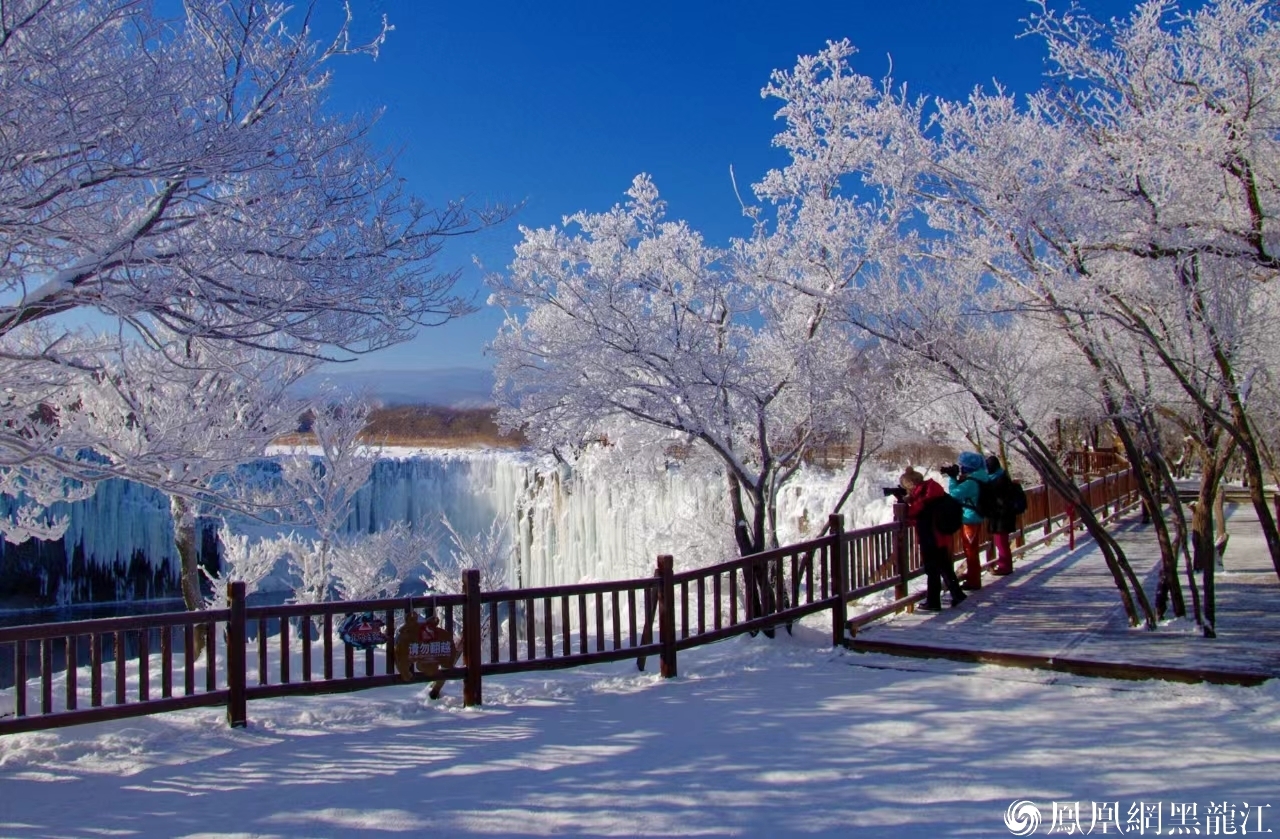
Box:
[939,464,960,479]
[882,486,906,500]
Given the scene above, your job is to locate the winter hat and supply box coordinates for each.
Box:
[958,451,985,473]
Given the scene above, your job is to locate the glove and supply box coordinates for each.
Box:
[940,464,960,479]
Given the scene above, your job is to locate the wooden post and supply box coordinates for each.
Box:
[1068,504,1076,551]
[892,503,909,600]
[462,569,483,707]
[656,555,677,679]
[828,514,847,647]
[226,581,247,729]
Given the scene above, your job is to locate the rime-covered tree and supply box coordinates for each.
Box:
[277,393,380,605]
[489,176,871,561]
[0,0,502,541]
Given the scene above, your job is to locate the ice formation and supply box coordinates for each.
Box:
[0,448,894,606]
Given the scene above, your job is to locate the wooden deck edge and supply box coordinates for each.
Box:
[843,638,1272,687]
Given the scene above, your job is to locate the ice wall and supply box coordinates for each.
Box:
[0,479,184,605]
[1,448,896,606]
[346,448,895,588]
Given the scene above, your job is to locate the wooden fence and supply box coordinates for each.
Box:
[0,467,1139,735]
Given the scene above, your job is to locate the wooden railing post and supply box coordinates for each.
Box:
[656,555,677,679]
[892,503,909,600]
[462,569,483,707]
[1068,504,1077,551]
[828,514,847,646]
[226,581,247,729]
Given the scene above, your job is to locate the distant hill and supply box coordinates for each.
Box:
[294,367,496,408]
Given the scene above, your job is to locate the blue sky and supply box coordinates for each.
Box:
[316,0,1143,374]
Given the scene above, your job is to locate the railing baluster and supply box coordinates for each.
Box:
[66,635,78,711]
[384,609,396,675]
[627,589,637,647]
[595,592,605,652]
[137,629,149,702]
[680,581,689,639]
[697,576,706,635]
[91,634,103,707]
[713,573,722,631]
[543,597,553,659]
[344,638,354,679]
[561,595,571,656]
[40,638,53,715]
[577,594,587,654]
[280,616,291,684]
[161,626,173,699]
[323,613,333,680]
[526,597,536,660]
[205,621,217,693]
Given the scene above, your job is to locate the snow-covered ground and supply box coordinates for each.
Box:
[2,612,1276,838]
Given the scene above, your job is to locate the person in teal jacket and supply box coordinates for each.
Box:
[942,451,990,589]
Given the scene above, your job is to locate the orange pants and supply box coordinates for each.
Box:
[961,524,983,589]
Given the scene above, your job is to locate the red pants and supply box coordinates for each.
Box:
[961,524,983,589]
[992,532,1013,574]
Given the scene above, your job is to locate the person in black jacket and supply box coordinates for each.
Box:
[984,455,1017,575]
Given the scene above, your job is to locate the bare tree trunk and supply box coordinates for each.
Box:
[170,495,209,657]
[1191,428,1234,638]
[1112,418,1185,618]
[1149,449,1203,628]
[726,472,775,637]
[1213,481,1229,564]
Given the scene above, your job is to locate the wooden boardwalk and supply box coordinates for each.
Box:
[848,504,1280,684]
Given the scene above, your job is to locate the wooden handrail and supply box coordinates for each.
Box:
[0,609,231,643]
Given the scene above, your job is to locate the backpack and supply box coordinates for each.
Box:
[1005,480,1028,516]
[974,478,1000,520]
[928,493,964,535]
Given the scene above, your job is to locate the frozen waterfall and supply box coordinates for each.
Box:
[0,447,895,607]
